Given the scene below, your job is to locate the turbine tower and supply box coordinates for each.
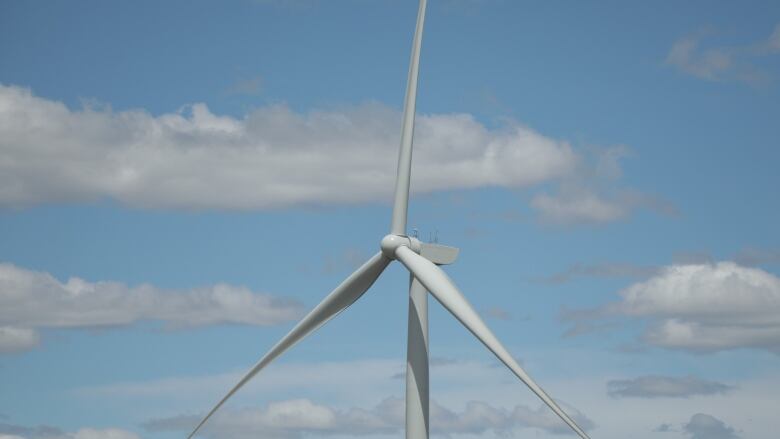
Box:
[188,1,590,438]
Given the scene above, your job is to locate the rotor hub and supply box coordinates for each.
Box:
[380,234,421,259]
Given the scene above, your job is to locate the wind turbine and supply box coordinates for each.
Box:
[188,1,591,438]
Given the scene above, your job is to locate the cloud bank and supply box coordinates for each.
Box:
[145,396,593,438]
[0,84,576,210]
[0,263,303,353]
[0,84,661,224]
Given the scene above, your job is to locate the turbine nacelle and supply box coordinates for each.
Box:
[381,234,460,266]
[380,234,422,259]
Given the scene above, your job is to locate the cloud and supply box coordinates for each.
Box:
[145,398,396,439]
[666,24,780,85]
[145,396,593,438]
[530,145,675,225]
[607,375,732,398]
[684,413,739,439]
[531,189,628,224]
[0,262,303,353]
[0,424,140,439]
[666,34,732,81]
[545,246,780,285]
[733,247,780,267]
[0,84,577,210]
[81,358,405,404]
[68,430,140,439]
[565,262,780,353]
[531,187,675,225]
[75,353,780,438]
[0,326,40,353]
[509,402,594,436]
[0,424,63,439]
[530,144,631,225]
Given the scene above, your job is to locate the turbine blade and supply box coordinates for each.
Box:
[394,246,591,439]
[390,0,427,235]
[187,252,391,439]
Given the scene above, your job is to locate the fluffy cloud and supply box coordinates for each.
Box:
[145,396,593,438]
[0,262,303,353]
[618,262,780,352]
[567,262,780,353]
[684,413,739,439]
[607,375,732,398]
[0,84,577,210]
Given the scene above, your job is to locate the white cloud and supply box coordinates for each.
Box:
[0,84,577,210]
[0,262,303,352]
[144,396,593,438]
[568,262,780,353]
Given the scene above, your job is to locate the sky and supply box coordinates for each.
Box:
[1,0,780,438]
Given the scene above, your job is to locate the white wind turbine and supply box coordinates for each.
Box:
[188,1,591,438]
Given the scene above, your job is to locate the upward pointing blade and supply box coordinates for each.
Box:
[187,252,391,439]
[394,246,591,439]
[390,0,427,235]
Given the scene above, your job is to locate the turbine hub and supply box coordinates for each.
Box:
[380,234,421,259]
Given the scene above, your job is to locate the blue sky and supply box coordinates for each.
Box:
[1,1,779,438]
